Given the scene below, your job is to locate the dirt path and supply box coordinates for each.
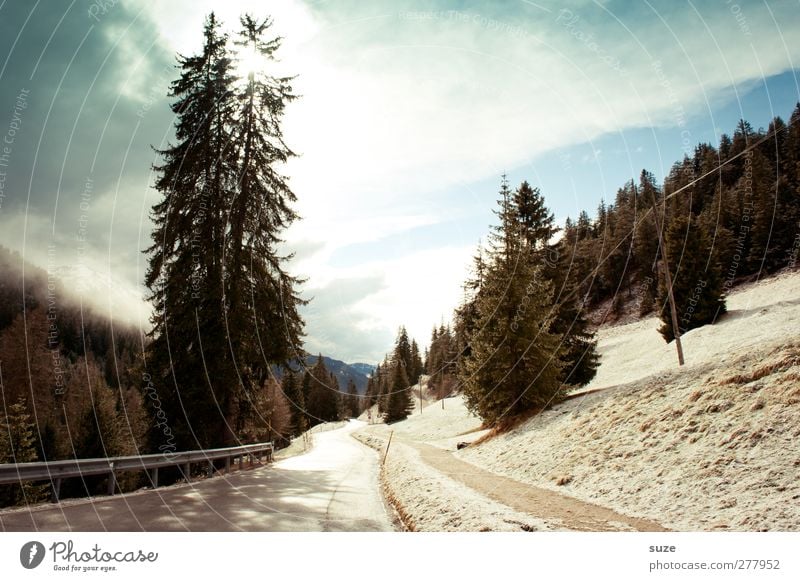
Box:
[409,441,668,532]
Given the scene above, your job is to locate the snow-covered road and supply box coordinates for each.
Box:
[0,420,396,532]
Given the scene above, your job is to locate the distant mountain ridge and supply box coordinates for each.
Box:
[276,355,373,394]
[349,362,376,377]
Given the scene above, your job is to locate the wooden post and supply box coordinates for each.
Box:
[649,189,685,366]
[151,467,159,488]
[207,461,214,478]
[51,478,61,503]
[382,431,394,465]
[107,468,116,496]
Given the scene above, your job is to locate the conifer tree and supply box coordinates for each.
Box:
[426,326,441,390]
[515,181,599,387]
[0,398,42,505]
[144,14,238,449]
[410,339,424,383]
[745,148,775,271]
[144,13,304,449]
[514,181,556,251]
[224,14,306,393]
[281,371,307,437]
[364,363,381,409]
[305,356,340,425]
[459,178,564,425]
[394,327,413,379]
[453,250,485,386]
[657,215,726,342]
[345,380,360,418]
[384,359,413,423]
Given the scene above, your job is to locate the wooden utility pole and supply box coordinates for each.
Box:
[649,189,685,366]
[382,431,393,465]
[419,375,423,414]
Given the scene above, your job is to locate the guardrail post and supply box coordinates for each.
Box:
[51,478,61,503]
[248,453,254,467]
[225,456,231,474]
[184,462,191,482]
[150,467,159,488]
[107,464,116,496]
[207,461,213,478]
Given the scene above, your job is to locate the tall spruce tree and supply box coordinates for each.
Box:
[385,357,413,423]
[145,13,237,449]
[514,181,598,387]
[144,13,304,449]
[459,178,564,425]
[410,339,424,383]
[281,371,306,437]
[345,379,360,418]
[394,326,413,380]
[225,15,306,389]
[305,357,340,425]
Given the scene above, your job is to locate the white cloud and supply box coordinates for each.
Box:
[301,243,475,361]
[264,1,800,360]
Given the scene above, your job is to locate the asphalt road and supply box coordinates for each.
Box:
[0,420,396,532]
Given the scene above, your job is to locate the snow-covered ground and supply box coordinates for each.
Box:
[373,396,487,450]
[273,420,347,461]
[366,269,800,531]
[353,429,557,531]
[585,269,800,391]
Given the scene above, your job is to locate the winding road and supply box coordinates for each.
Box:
[0,421,396,532]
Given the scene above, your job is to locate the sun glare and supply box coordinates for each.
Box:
[236,45,263,79]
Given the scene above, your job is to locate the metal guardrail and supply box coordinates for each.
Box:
[0,441,273,502]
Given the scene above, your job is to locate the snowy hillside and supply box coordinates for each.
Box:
[362,269,800,531]
[585,269,800,392]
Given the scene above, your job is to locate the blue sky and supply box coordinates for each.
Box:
[0,1,798,362]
